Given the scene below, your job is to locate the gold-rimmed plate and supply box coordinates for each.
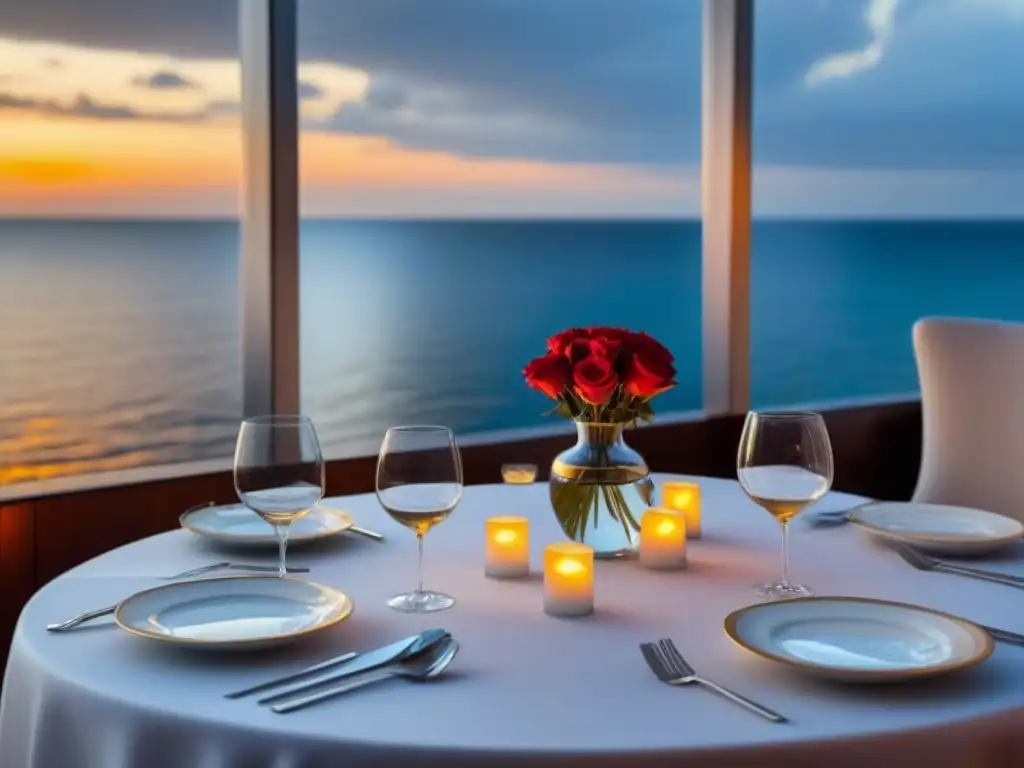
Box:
[724,597,992,682]
[180,503,354,547]
[851,502,1024,555]
[115,576,353,650]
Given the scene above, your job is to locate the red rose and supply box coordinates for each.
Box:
[547,328,587,356]
[623,348,677,397]
[548,326,630,359]
[628,331,674,367]
[523,353,571,399]
[573,355,619,405]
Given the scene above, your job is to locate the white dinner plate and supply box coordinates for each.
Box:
[180,503,354,547]
[851,501,1024,555]
[724,597,992,682]
[115,576,353,650]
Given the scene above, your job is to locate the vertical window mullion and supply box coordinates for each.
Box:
[239,0,301,417]
[701,0,753,416]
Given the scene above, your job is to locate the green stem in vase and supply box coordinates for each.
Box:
[601,484,633,545]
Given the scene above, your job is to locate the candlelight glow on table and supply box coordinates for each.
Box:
[662,481,702,538]
[502,464,538,484]
[544,542,594,616]
[639,508,687,570]
[485,516,530,578]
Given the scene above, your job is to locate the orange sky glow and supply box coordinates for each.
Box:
[0,35,697,218]
[0,109,698,217]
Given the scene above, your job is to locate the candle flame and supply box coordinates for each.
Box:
[656,519,677,537]
[673,491,693,507]
[554,558,586,577]
[494,529,518,545]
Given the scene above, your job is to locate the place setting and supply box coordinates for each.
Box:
[41,419,468,715]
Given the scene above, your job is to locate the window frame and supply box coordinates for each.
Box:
[237,0,753,423]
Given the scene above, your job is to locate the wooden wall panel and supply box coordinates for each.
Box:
[0,503,34,673]
[33,471,237,586]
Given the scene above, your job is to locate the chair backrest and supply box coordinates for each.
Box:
[913,317,1024,521]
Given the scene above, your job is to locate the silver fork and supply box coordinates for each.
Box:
[892,542,1024,589]
[640,639,787,723]
[163,563,310,580]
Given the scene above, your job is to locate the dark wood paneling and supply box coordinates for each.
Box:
[820,400,922,501]
[0,503,34,672]
[1,400,923,682]
[33,471,238,587]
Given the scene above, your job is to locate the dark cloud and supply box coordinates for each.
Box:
[133,70,197,90]
[1,0,1022,170]
[0,92,141,119]
[297,81,323,100]
[0,91,232,123]
[0,93,38,110]
[0,0,236,57]
[298,0,702,165]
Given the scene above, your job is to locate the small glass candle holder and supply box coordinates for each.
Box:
[485,516,530,578]
[502,463,538,484]
[661,481,702,538]
[544,542,594,617]
[639,508,687,570]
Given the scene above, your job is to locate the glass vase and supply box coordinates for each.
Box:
[549,421,654,558]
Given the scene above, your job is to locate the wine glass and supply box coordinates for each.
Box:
[376,426,463,613]
[737,411,833,599]
[234,415,325,578]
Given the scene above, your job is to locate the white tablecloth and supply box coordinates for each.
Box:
[4,474,1024,768]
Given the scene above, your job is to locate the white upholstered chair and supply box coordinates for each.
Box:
[913,317,1024,522]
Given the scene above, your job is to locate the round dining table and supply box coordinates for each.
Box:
[3,473,1024,768]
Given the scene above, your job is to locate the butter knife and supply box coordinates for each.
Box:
[255,628,450,705]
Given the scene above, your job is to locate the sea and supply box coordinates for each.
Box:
[2,218,1023,485]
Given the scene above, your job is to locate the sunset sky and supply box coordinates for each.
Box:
[0,0,1022,218]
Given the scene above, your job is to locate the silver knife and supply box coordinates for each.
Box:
[224,651,359,699]
[981,624,1024,647]
[256,628,449,705]
[226,634,422,700]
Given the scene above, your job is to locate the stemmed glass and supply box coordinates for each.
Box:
[234,415,325,578]
[376,426,463,613]
[737,411,833,599]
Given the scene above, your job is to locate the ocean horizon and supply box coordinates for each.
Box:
[3,217,1023,485]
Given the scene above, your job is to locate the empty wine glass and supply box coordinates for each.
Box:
[376,426,463,612]
[737,411,833,599]
[234,415,325,578]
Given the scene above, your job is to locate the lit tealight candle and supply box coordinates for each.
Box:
[544,542,594,617]
[485,516,530,578]
[662,481,702,538]
[640,508,687,570]
[502,463,538,484]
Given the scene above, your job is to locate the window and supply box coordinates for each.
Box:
[0,1,242,484]
[751,0,1024,407]
[297,0,703,457]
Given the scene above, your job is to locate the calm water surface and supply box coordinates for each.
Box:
[2,219,1023,484]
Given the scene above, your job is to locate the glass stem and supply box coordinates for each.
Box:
[275,524,290,578]
[417,534,425,594]
[780,522,790,584]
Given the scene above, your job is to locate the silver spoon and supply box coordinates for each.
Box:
[271,637,460,713]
